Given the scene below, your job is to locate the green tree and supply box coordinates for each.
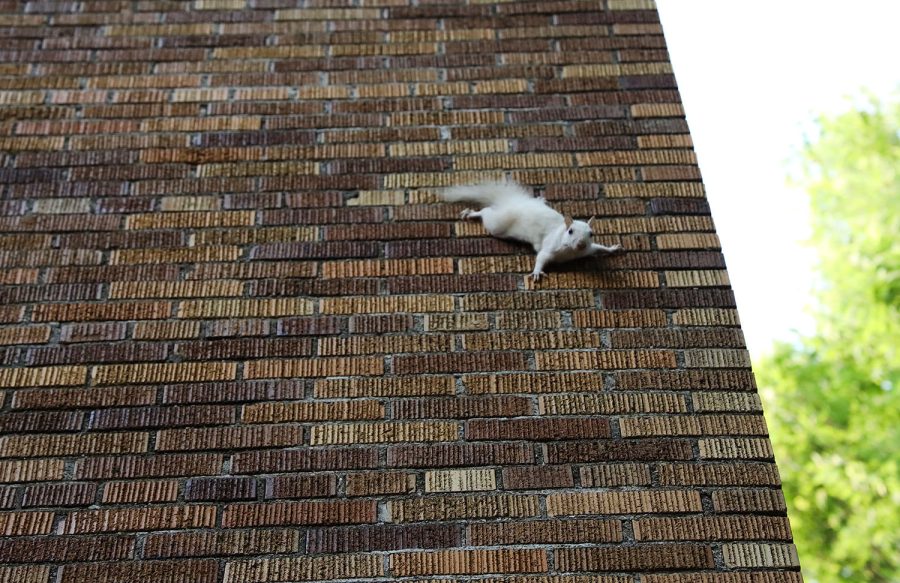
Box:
[756,95,899,583]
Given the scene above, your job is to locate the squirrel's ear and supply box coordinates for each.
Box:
[564,215,574,227]
[587,215,596,227]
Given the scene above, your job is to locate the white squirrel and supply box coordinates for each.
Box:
[441,180,622,282]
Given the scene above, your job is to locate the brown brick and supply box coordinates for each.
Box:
[232,448,379,474]
[59,322,127,344]
[556,544,714,572]
[75,454,224,480]
[266,475,336,500]
[60,559,219,583]
[634,515,793,541]
[157,424,303,452]
[102,480,180,504]
[1,431,147,458]
[144,529,299,559]
[548,490,702,516]
[470,518,621,546]
[0,535,134,563]
[388,443,534,468]
[545,439,694,463]
[63,505,216,534]
[22,483,97,508]
[502,465,575,490]
[393,396,532,419]
[307,523,460,554]
[186,477,258,502]
[712,489,787,513]
[579,463,654,487]
[394,352,528,375]
[224,555,382,582]
[222,500,376,528]
[345,471,417,497]
[467,417,611,441]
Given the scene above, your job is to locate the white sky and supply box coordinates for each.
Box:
[655,0,900,358]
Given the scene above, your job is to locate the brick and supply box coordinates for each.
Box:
[722,543,800,568]
[242,401,383,423]
[267,475,336,500]
[60,560,219,583]
[345,471,417,497]
[63,505,216,534]
[315,376,454,398]
[467,417,611,441]
[222,500,376,528]
[93,362,237,385]
[144,529,299,558]
[232,448,379,474]
[545,439,694,463]
[0,535,133,563]
[1,432,148,458]
[0,459,65,483]
[186,477,258,502]
[634,515,793,541]
[0,511,54,536]
[393,396,532,419]
[502,465,575,490]
[310,421,458,446]
[59,322,127,343]
[224,555,382,582]
[713,489,787,513]
[75,454,224,480]
[22,483,97,508]
[470,518,621,546]
[391,548,547,576]
[556,544,714,572]
[157,425,304,452]
[307,523,460,554]
[102,481,179,504]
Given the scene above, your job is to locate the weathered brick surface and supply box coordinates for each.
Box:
[0,0,798,580]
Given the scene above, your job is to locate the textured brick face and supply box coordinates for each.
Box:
[0,0,798,581]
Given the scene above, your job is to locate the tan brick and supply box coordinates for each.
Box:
[0,326,51,346]
[179,298,314,319]
[425,468,496,493]
[547,490,702,516]
[315,376,454,398]
[311,421,458,446]
[321,295,454,315]
[0,366,88,388]
[245,357,384,379]
[391,549,547,576]
[722,543,800,568]
[92,362,237,385]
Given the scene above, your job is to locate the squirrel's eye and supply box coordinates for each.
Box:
[568,229,573,234]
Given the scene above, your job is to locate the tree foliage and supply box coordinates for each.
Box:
[755,95,899,583]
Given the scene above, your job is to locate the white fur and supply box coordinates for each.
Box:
[441,181,622,281]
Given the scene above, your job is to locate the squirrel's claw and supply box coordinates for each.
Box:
[530,271,546,282]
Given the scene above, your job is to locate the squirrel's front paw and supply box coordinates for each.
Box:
[530,271,546,282]
[460,208,474,219]
[609,244,623,253]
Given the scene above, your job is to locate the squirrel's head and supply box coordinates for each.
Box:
[563,215,595,251]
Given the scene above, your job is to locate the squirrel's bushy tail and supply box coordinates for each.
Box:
[440,180,533,207]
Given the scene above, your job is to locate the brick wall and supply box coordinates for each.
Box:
[0,1,802,581]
